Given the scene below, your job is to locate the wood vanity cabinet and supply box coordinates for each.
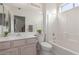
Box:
[0,38,38,55]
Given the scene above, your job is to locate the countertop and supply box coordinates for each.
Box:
[0,35,37,42]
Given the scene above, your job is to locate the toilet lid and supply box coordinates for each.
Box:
[40,42,52,48]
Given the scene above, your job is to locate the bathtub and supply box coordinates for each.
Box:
[48,39,79,55]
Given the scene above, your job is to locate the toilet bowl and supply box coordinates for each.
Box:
[40,42,53,55]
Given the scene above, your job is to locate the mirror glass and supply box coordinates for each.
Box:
[14,15,25,32]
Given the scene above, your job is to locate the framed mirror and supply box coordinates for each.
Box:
[14,15,25,32]
[0,13,5,26]
[0,3,11,37]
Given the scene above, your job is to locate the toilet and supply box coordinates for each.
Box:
[40,42,53,55]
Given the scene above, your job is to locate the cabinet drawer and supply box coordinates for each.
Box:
[0,41,11,50]
[0,48,19,55]
[12,40,26,47]
[26,38,37,44]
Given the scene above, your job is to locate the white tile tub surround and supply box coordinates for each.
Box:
[63,32,79,41]
[48,6,79,55]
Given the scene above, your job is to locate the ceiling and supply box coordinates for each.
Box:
[5,3,59,9]
[46,3,61,11]
[4,3,61,12]
[5,3,42,10]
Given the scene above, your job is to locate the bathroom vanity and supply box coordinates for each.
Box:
[0,4,42,55]
[0,35,38,55]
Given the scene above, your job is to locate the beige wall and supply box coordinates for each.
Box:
[0,4,43,33]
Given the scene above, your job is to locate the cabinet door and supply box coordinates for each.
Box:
[0,41,11,50]
[0,48,19,55]
[20,43,36,55]
[12,39,26,47]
